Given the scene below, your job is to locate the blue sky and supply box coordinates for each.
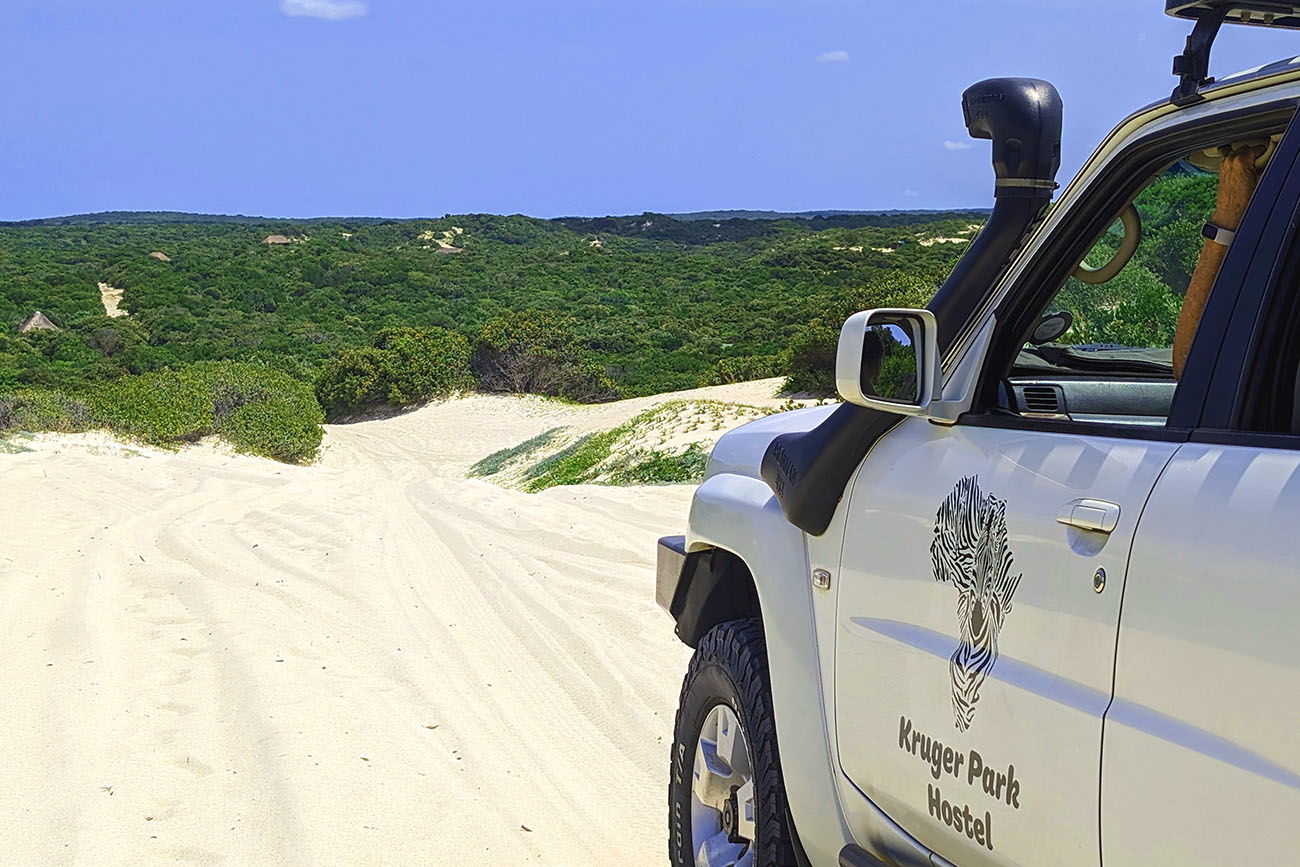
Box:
[2,0,1298,220]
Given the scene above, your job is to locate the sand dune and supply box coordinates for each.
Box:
[98,282,126,318]
[0,381,791,866]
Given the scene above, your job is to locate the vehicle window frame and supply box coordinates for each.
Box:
[957,100,1300,442]
[1195,136,1300,448]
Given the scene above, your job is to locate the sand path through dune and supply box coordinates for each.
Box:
[0,383,795,865]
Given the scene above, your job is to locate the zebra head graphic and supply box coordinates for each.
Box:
[930,475,1022,732]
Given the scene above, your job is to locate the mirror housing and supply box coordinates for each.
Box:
[836,308,940,415]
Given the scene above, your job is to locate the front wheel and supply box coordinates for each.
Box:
[669,619,796,867]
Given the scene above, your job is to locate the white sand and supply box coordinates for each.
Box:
[0,380,791,865]
[98,282,127,318]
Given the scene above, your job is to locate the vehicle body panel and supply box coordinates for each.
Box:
[834,417,1178,867]
[686,470,854,867]
[1102,442,1300,864]
[703,404,837,482]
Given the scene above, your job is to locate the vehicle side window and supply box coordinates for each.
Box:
[993,139,1279,428]
[1236,227,1300,435]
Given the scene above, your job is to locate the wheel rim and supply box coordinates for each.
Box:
[690,703,756,867]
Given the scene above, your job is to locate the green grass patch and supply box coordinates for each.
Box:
[0,432,34,454]
[468,426,567,478]
[607,442,710,485]
[523,425,629,492]
[515,402,751,491]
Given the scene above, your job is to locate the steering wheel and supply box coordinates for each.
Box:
[1072,203,1143,286]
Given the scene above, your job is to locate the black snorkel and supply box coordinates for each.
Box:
[931,78,1062,351]
[760,78,1063,535]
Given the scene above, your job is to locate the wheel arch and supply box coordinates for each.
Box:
[680,471,854,867]
[669,546,761,648]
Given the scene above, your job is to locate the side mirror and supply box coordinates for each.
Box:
[836,308,940,415]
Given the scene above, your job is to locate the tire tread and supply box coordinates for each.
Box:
[670,618,796,867]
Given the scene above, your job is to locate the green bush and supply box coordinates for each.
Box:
[314,346,387,417]
[0,389,93,433]
[0,363,323,462]
[372,327,475,404]
[715,354,780,385]
[315,326,474,419]
[92,362,323,462]
[782,318,841,396]
[217,398,322,464]
[474,312,616,403]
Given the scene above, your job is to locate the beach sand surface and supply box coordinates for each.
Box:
[0,380,792,866]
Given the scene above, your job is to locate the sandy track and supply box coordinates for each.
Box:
[0,383,796,865]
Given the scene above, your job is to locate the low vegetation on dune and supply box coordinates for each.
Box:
[0,362,322,462]
[468,426,568,479]
[473,400,781,490]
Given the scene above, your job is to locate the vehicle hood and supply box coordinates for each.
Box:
[703,403,838,483]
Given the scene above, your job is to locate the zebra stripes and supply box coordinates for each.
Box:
[930,475,1023,732]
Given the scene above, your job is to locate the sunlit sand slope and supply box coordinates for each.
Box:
[0,379,793,865]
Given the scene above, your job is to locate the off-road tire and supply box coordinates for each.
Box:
[669,618,797,867]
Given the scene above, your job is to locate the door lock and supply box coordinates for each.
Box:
[1093,567,1106,593]
[812,569,832,592]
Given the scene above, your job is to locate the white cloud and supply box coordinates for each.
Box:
[943,140,973,151]
[815,50,851,64]
[282,0,368,20]
[904,189,919,198]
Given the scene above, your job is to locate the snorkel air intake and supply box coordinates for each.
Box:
[929,78,1062,350]
[760,78,1062,535]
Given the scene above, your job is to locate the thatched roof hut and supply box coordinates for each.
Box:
[149,251,172,262]
[262,234,293,245]
[19,311,59,333]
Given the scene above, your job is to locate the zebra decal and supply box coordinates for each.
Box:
[930,475,1023,731]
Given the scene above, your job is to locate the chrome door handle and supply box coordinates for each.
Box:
[1057,498,1121,534]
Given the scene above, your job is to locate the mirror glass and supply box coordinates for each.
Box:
[862,314,922,404]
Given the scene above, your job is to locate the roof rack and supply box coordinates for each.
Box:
[1166,2,1300,104]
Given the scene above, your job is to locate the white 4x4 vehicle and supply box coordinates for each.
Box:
[656,3,1300,865]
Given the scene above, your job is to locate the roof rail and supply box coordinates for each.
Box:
[1167,1,1300,28]
[1167,2,1300,103]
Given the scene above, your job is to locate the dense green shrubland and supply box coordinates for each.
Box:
[0,362,322,462]
[0,174,1214,456]
[0,209,979,401]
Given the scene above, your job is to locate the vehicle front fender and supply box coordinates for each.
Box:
[687,471,853,867]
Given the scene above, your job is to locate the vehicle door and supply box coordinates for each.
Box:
[832,109,1299,867]
[1103,140,1300,865]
